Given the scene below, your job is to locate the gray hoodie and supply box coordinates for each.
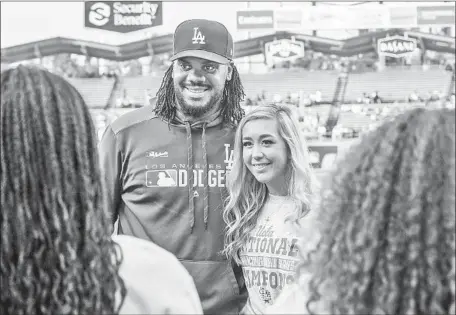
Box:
[99,105,247,314]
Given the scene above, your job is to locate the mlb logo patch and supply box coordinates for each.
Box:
[146,170,177,187]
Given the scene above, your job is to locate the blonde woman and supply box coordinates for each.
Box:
[223,104,316,314]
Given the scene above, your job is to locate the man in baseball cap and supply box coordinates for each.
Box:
[170,19,234,64]
[99,19,247,315]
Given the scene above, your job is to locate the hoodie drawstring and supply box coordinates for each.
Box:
[202,123,209,230]
[185,121,195,232]
[185,121,210,232]
[177,111,223,233]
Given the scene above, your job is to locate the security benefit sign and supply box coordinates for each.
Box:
[377,35,417,58]
[85,1,163,33]
[264,39,305,67]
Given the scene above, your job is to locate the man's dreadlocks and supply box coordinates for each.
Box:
[153,63,245,125]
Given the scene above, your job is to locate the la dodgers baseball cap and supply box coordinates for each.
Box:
[170,19,234,65]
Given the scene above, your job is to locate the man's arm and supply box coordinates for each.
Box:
[98,125,123,230]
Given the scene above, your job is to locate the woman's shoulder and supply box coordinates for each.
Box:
[113,235,177,262]
[112,235,193,281]
[112,235,203,314]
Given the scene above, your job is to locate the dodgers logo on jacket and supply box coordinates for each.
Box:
[224,143,234,171]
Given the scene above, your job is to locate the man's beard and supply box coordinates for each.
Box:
[174,83,224,118]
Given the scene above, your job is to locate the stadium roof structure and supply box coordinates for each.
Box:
[1,29,454,63]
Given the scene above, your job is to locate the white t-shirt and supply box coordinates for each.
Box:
[112,235,203,315]
[264,282,307,315]
[265,206,326,315]
[239,195,303,314]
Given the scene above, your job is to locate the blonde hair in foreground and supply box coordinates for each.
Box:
[223,104,315,264]
[298,108,456,315]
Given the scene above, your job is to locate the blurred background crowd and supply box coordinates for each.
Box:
[1,1,454,149]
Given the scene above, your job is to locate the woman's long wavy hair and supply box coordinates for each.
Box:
[298,108,456,315]
[223,104,316,264]
[0,65,126,314]
[153,62,245,125]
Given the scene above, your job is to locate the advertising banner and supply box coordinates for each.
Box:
[417,5,455,26]
[84,1,163,33]
[264,39,305,67]
[301,6,390,30]
[235,5,454,31]
[377,35,418,58]
[274,8,303,30]
[388,6,418,28]
[236,10,274,30]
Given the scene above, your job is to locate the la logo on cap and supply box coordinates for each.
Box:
[192,27,206,44]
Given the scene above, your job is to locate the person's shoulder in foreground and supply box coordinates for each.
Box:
[113,235,203,315]
[109,103,159,135]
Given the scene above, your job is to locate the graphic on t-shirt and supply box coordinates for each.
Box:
[240,220,301,312]
[259,287,273,305]
[146,170,177,187]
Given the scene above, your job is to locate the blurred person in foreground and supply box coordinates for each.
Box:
[267,107,456,315]
[99,19,248,314]
[0,65,202,315]
[223,104,316,314]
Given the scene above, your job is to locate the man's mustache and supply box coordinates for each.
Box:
[182,83,211,89]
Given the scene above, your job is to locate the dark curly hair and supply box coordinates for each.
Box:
[298,108,455,315]
[0,65,126,314]
[153,62,245,125]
